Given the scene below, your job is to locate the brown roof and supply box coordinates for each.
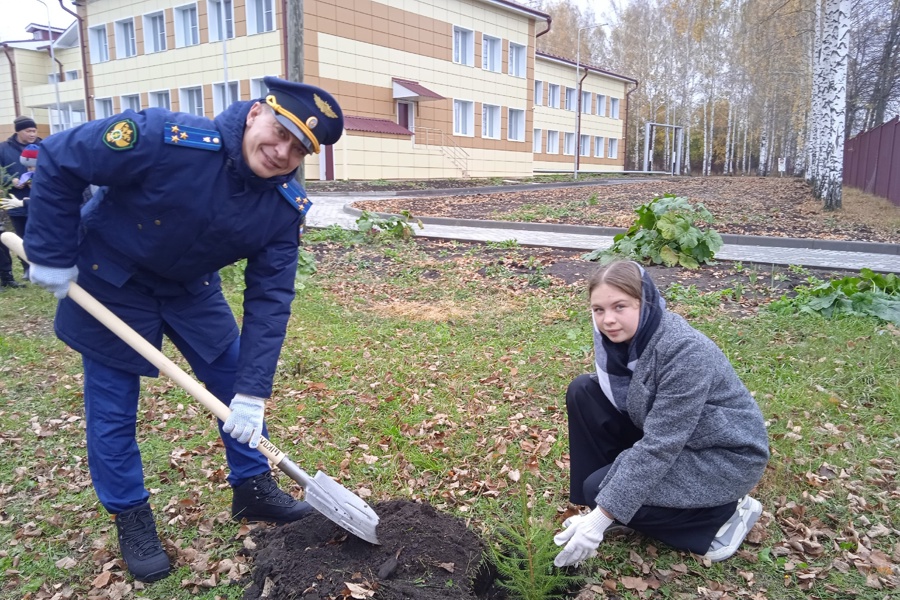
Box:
[344,115,413,136]
[392,78,444,100]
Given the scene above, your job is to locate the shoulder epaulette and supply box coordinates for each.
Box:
[277,179,312,219]
[163,122,222,151]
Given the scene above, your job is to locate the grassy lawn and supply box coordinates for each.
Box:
[0,236,897,599]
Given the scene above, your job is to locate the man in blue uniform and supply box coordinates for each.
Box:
[23,77,343,583]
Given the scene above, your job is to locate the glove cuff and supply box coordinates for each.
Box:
[585,508,615,533]
[233,394,266,406]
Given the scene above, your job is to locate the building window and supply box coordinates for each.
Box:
[547,130,559,154]
[247,0,274,34]
[145,11,166,53]
[250,78,269,99]
[565,88,577,111]
[181,86,204,116]
[610,97,620,119]
[594,136,605,157]
[481,34,501,72]
[508,42,525,77]
[580,134,590,156]
[453,26,474,66]
[122,94,141,112]
[115,18,137,58]
[175,4,200,47]
[596,94,606,116]
[95,98,114,119]
[481,104,500,139]
[534,80,543,106]
[563,132,575,155]
[548,84,560,109]
[48,73,60,84]
[608,138,619,158]
[65,69,78,80]
[508,108,525,141]
[89,25,109,63]
[453,99,474,136]
[213,82,239,115]
[581,91,591,114]
[149,90,171,109]
[532,128,542,153]
[208,0,235,41]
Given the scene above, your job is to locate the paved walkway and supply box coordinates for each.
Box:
[306,195,900,273]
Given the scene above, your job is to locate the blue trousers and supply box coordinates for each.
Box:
[83,328,270,514]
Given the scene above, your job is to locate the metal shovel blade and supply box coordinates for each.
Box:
[276,454,380,544]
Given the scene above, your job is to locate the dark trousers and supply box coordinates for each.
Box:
[83,333,270,514]
[566,374,736,554]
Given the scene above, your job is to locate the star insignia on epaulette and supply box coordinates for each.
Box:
[171,125,180,133]
[171,135,179,143]
[180,132,189,139]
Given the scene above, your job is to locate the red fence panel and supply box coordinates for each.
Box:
[844,116,900,207]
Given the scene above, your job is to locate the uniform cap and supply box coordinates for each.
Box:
[20,143,39,167]
[262,76,344,154]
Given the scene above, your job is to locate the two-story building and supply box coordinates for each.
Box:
[1,0,635,180]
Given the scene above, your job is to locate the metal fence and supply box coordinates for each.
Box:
[843,116,900,207]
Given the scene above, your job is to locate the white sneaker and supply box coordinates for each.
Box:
[702,495,762,562]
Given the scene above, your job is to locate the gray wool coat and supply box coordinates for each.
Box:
[594,311,769,524]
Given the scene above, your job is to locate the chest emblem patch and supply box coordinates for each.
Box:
[103,119,138,151]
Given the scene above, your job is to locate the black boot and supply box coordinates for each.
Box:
[232,471,314,524]
[1,272,23,288]
[114,503,171,583]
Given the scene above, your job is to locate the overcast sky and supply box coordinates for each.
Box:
[0,0,76,42]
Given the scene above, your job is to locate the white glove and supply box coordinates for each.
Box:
[1,198,24,210]
[223,394,266,448]
[29,263,79,299]
[553,507,614,567]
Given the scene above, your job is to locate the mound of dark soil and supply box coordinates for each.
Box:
[242,500,490,600]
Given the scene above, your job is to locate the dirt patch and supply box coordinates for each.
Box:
[368,299,473,322]
[351,177,900,244]
[242,500,491,600]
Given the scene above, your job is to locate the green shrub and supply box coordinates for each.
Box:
[356,210,423,241]
[583,193,723,269]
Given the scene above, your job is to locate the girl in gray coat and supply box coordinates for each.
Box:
[554,260,769,567]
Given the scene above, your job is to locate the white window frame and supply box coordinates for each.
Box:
[115,18,137,59]
[94,97,114,119]
[481,103,500,139]
[548,83,560,109]
[610,97,620,119]
[149,90,171,110]
[565,88,577,111]
[534,80,543,106]
[508,42,526,77]
[144,11,167,53]
[532,128,542,153]
[581,90,591,114]
[580,134,590,157]
[65,69,78,80]
[250,77,269,99]
[547,130,559,154]
[121,94,141,112]
[453,99,474,136]
[507,107,525,142]
[608,137,619,159]
[482,34,501,72]
[175,3,200,48]
[247,0,275,34]
[89,24,109,63]
[48,73,60,84]
[594,136,605,158]
[563,132,575,155]
[208,0,235,41]
[596,94,606,117]
[452,26,474,66]
[213,81,240,115]
[180,86,205,116]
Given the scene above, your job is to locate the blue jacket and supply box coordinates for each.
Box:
[24,103,309,397]
[0,133,37,217]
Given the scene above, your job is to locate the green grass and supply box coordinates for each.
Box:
[0,242,897,599]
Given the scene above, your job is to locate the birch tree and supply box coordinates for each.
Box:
[817,0,851,209]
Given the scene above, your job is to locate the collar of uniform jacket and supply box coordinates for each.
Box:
[215,101,298,192]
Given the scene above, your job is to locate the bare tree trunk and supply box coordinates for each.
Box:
[758,96,770,176]
[820,0,850,210]
[287,0,305,185]
[724,98,734,175]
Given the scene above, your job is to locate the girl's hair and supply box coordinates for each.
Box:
[587,260,642,301]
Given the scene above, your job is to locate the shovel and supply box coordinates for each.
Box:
[1,232,380,545]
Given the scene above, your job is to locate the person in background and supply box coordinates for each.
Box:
[553,260,769,568]
[0,116,40,283]
[22,77,342,583]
